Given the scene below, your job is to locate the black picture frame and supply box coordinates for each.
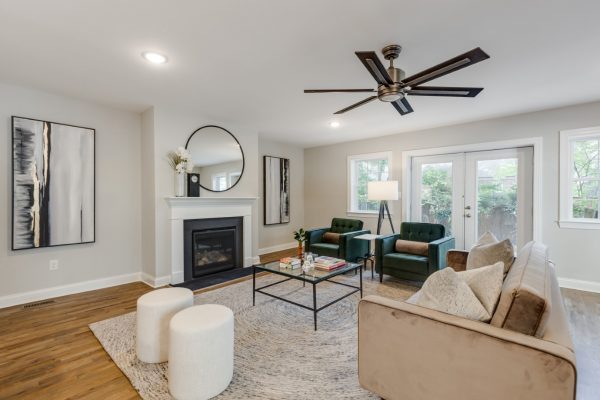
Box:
[263,155,290,225]
[11,116,96,251]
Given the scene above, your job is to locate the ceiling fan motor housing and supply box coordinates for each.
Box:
[378,66,406,102]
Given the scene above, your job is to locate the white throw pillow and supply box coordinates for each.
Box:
[473,231,498,247]
[408,267,490,322]
[457,261,504,318]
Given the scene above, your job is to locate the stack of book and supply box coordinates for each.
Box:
[314,256,346,271]
[279,257,301,269]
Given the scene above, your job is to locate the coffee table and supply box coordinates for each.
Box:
[253,261,362,330]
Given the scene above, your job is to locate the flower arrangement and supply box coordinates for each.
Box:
[167,147,194,174]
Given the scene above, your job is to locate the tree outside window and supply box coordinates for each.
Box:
[571,138,600,219]
[350,154,390,212]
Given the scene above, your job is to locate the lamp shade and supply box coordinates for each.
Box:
[368,180,399,201]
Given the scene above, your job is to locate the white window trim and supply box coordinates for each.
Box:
[347,151,393,215]
[228,171,241,186]
[559,126,600,229]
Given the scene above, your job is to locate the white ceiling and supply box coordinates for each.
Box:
[1,0,600,147]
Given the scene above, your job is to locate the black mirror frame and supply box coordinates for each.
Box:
[184,125,245,193]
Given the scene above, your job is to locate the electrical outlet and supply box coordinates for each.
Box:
[49,260,59,271]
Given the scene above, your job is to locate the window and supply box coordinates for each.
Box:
[348,152,391,213]
[212,173,227,191]
[560,127,600,229]
[229,172,241,186]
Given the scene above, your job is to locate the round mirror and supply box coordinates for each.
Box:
[185,125,244,192]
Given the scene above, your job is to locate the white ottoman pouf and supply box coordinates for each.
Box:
[168,304,234,400]
[136,287,194,363]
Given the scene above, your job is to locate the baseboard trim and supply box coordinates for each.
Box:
[0,272,141,309]
[141,273,172,288]
[257,242,297,256]
[558,277,600,293]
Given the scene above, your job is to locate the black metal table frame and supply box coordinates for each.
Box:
[252,263,363,330]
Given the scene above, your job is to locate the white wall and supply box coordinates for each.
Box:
[143,106,260,281]
[304,100,600,287]
[0,83,142,306]
[140,108,156,280]
[258,138,305,253]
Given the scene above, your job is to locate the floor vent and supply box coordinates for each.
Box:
[23,300,56,309]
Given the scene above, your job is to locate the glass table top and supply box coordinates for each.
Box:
[255,260,360,282]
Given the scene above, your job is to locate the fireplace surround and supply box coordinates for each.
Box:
[166,197,258,285]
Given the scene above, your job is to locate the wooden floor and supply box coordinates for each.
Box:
[0,250,597,399]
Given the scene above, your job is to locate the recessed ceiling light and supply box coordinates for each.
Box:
[329,121,340,128]
[142,52,168,64]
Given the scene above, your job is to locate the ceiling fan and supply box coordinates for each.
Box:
[304,45,490,116]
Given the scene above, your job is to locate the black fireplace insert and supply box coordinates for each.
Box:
[183,217,243,281]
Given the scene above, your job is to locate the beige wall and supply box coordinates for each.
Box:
[304,100,600,285]
[258,138,304,252]
[144,106,260,280]
[0,83,142,302]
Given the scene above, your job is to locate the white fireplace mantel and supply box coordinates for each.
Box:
[165,196,258,284]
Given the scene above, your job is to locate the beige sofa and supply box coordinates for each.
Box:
[358,242,577,400]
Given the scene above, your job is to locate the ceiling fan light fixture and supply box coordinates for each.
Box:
[329,121,340,128]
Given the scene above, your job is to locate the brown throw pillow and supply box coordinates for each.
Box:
[466,238,514,274]
[322,232,340,244]
[395,239,429,256]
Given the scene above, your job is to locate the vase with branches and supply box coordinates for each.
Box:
[293,228,306,258]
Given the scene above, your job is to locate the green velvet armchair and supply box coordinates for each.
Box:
[305,218,370,262]
[375,222,455,282]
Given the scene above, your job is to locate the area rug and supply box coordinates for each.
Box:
[90,272,417,399]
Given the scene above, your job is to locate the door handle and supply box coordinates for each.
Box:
[465,212,472,218]
[465,205,471,210]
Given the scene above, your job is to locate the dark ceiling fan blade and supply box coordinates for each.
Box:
[391,97,414,115]
[334,95,378,114]
[403,47,490,87]
[407,86,483,97]
[355,51,394,85]
[304,88,376,93]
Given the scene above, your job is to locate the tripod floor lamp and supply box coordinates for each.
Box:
[368,180,399,235]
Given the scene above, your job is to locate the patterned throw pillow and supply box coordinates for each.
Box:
[408,267,490,322]
[457,262,505,317]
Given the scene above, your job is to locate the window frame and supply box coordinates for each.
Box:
[559,126,600,229]
[347,151,393,215]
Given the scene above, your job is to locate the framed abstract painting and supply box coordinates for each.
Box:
[12,116,95,250]
[263,155,290,225]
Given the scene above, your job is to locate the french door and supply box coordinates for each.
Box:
[411,147,533,249]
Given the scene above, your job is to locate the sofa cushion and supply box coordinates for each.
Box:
[322,232,340,244]
[466,238,514,274]
[330,218,363,234]
[457,262,504,317]
[394,239,429,256]
[310,242,339,258]
[400,222,445,243]
[383,253,428,275]
[408,267,490,321]
[490,241,552,337]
